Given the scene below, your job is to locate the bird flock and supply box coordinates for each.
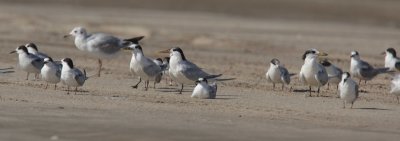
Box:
[7,27,400,108]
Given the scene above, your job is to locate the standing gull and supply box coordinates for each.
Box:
[64,27,144,77]
[159,47,222,94]
[10,45,44,80]
[338,72,359,109]
[321,59,343,91]
[125,44,162,90]
[60,58,87,94]
[41,57,62,89]
[299,49,329,97]
[265,58,293,91]
[191,78,217,99]
[350,51,389,85]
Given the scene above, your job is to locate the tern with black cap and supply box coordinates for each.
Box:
[60,58,87,94]
[41,57,62,89]
[350,51,389,85]
[159,47,222,94]
[10,45,44,80]
[338,72,359,109]
[299,49,329,97]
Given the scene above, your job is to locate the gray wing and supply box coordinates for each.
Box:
[279,66,291,85]
[74,69,86,86]
[210,82,217,99]
[55,63,62,78]
[37,52,49,59]
[30,56,44,70]
[181,61,210,81]
[143,58,162,77]
[88,33,122,54]
[335,66,343,79]
[316,64,328,86]
[355,84,359,98]
[358,60,378,78]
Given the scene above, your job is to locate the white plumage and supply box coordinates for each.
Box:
[10,45,43,80]
[338,72,359,109]
[299,49,328,97]
[41,57,61,89]
[191,78,217,99]
[60,58,87,94]
[390,74,400,104]
[265,58,292,90]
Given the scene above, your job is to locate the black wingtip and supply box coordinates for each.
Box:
[124,36,145,44]
[204,74,223,79]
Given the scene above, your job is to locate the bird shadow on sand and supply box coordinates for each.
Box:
[353,107,390,111]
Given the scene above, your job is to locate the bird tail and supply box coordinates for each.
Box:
[375,67,392,74]
[289,73,296,77]
[123,36,145,45]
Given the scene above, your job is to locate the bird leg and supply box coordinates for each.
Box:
[26,72,29,80]
[67,86,70,94]
[273,83,275,90]
[97,59,102,77]
[54,84,57,90]
[351,102,354,109]
[317,87,320,97]
[131,78,142,89]
[145,81,149,91]
[153,81,157,89]
[45,83,48,89]
[179,84,184,94]
[343,101,346,109]
[309,86,312,97]
[281,84,284,91]
[364,80,367,84]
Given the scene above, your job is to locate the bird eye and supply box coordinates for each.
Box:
[74,30,77,33]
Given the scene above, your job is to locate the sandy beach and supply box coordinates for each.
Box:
[1,0,400,140]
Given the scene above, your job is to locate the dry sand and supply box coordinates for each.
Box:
[1,1,400,141]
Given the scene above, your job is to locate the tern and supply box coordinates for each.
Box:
[60,58,87,94]
[390,74,400,104]
[383,48,400,71]
[299,49,329,97]
[10,45,44,80]
[64,26,144,77]
[153,58,163,87]
[41,57,62,89]
[350,51,389,85]
[125,44,162,90]
[338,72,359,109]
[265,58,293,91]
[321,59,343,90]
[25,43,49,59]
[162,57,174,86]
[159,47,222,94]
[191,78,217,99]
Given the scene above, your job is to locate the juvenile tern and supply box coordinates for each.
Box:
[10,45,44,80]
[338,72,359,109]
[191,78,217,99]
[153,58,163,88]
[350,51,389,85]
[64,27,144,77]
[299,49,329,97]
[390,74,400,104]
[159,47,222,94]
[383,48,400,71]
[321,59,343,90]
[265,58,293,90]
[41,57,61,89]
[125,44,162,90]
[60,58,87,94]
[25,43,49,59]
[162,57,174,86]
